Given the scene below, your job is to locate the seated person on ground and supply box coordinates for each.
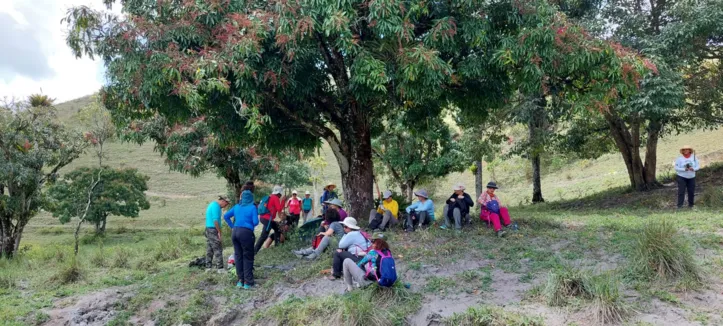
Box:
[329,217,370,280]
[478,181,513,237]
[368,190,399,231]
[342,233,392,292]
[293,209,344,260]
[441,183,474,231]
[404,189,435,232]
[324,198,348,219]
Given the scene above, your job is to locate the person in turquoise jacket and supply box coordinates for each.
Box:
[224,190,259,289]
[405,189,434,232]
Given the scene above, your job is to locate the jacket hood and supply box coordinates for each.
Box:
[240,190,255,206]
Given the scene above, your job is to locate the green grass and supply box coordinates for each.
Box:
[444,305,544,326]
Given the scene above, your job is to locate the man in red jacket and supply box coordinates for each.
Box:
[254,185,283,254]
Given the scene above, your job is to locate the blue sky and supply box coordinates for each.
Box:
[0,0,109,102]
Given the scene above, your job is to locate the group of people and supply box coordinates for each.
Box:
[204,179,515,290]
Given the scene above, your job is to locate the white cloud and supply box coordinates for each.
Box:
[0,0,109,103]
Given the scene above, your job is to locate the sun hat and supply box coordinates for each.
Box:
[218,195,230,202]
[414,189,429,199]
[305,191,310,195]
[383,190,393,199]
[372,233,385,240]
[292,190,298,195]
[340,217,360,230]
[486,181,499,189]
[680,145,694,154]
[325,198,344,207]
[452,183,465,191]
[272,185,283,195]
[325,182,336,188]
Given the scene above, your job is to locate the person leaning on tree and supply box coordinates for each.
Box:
[368,190,399,232]
[204,195,230,272]
[674,145,700,209]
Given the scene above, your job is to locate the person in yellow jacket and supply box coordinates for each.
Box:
[368,190,399,231]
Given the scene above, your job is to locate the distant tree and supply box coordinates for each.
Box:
[78,96,116,167]
[46,166,150,235]
[458,122,508,200]
[373,113,466,202]
[261,155,312,196]
[0,95,87,257]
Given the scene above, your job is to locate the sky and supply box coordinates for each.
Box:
[0,0,111,103]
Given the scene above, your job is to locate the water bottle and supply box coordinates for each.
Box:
[404,283,411,289]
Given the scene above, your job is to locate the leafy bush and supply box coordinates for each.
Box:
[630,220,702,286]
[444,305,544,326]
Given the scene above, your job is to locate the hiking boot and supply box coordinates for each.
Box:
[305,252,319,260]
[236,281,244,288]
[243,284,255,290]
[326,275,340,281]
[440,225,448,230]
[496,230,506,238]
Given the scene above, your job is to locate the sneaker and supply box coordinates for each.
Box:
[326,275,340,281]
[236,281,244,288]
[305,252,319,260]
[243,284,254,290]
[440,225,448,230]
[497,230,506,238]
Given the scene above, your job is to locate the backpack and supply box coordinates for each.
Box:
[302,198,313,211]
[365,249,397,287]
[258,196,271,215]
[486,200,500,215]
[311,234,324,250]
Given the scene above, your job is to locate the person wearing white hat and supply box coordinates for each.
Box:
[320,182,338,215]
[254,185,284,254]
[404,189,435,232]
[329,217,370,280]
[285,190,302,228]
[301,191,314,223]
[369,190,399,231]
[674,145,699,208]
[441,183,474,231]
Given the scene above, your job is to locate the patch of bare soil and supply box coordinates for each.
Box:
[43,288,132,326]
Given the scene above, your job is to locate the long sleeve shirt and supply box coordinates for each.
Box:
[338,231,369,256]
[478,192,503,208]
[445,193,474,218]
[674,155,700,179]
[405,199,435,221]
[224,190,260,231]
[376,199,399,218]
[260,195,282,220]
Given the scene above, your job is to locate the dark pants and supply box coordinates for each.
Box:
[205,227,223,269]
[255,218,280,254]
[677,176,696,208]
[332,250,363,278]
[232,228,255,286]
[405,211,430,231]
[288,213,300,228]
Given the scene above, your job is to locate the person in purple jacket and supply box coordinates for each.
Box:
[224,190,259,289]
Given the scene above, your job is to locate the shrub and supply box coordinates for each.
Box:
[543,267,591,307]
[154,235,194,262]
[111,248,131,268]
[51,256,83,284]
[587,274,632,325]
[444,306,544,326]
[90,246,107,267]
[700,187,723,208]
[80,233,105,245]
[135,256,159,272]
[630,220,702,286]
[0,272,16,290]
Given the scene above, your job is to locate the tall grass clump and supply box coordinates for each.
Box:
[111,247,131,268]
[543,267,591,306]
[154,235,193,262]
[51,256,84,285]
[630,220,702,287]
[444,305,544,326]
[700,187,723,208]
[587,274,632,325]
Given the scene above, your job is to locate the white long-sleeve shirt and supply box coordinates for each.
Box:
[674,155,699,179]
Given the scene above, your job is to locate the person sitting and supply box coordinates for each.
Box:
[342,233,390,292]
[405,189,434,232]
[478,182,512,237]
[324,198,348,219]
[328,217,370,280]
[223,190,259,289]
[441,183,474,231]
[292,209,344,260]
[285,190,302,228]
[320,182,338,215]
[368,190,399,231]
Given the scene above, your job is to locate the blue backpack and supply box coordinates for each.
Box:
[366,249,397,287]
[258,196,271,215]
[486,200,500,215]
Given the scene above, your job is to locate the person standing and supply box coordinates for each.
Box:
[255,185,283,254]
[674,145,700,208]
[368,190,399,231]
[205,196,230,272]
[405,189,435,232]
[441,183,474,231]
[320,182,338,215]
[301,191,315,223]
[286,190,302,228]
[223,190,259,289]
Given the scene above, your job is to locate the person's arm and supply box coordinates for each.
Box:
[223,208,235,228]
[389,201,399,217]
[446,194,455,205]
[674,157,687,172]
[407,202,419,213]
[495,195,503,207]
[464,194,474,207]
[214,220,222,239]
[338,233,351,249]
[693,156,700,171]
[357,250,376,267]
[252,206,259,227]
[312,199,315,216]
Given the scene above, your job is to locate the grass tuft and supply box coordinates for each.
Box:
[630,220,702,287]
[543,267,591,307]
[51,256,83,285]
[111,248,131,268]
[90,245,107,267]
[700,187,723,208]
[444,305,544,326]
[587,273,632,325]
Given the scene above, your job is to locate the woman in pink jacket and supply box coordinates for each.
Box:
[478,182,512,237]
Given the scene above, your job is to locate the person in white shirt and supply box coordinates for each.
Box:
[674,145,700,208]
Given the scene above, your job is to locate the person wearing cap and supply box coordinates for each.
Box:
[324,198,348,220]
[404,189,435,232]
[285,190,302,228]
[292,208,344,260]
[369,190,399,231]
[479,181,512,237]
[674,145,700,208]
[254,185,284,254]
[320,182,338,214]
[204,195,230,272]
[223,190,260,289]
[442,183,474,231]
[301,191,314,223]
[329,217,370,280]
[342,233,391,292]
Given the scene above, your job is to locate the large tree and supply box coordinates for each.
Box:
[0,96,86,257]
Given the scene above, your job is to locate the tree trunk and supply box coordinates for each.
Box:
[603,109,661,191]
[474,160,483,201]
[643,120,662,186]
[224,168,243,203]
[100,215,107,233]
[400,182,416,203]
[529,97,546,203]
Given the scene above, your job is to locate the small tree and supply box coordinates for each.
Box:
[78,96,116,167]
[0,95,86,257]
[46,167,150,235]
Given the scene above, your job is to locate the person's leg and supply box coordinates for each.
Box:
[453,208,462,230]
[406,213,414,231]
[211,230,223,269]
[239,228,255,286]
[270,221,281,246]
[687,177,696,207]
[489,212,502,232]
[677,176,686,208]
[343,258,370,291]
[255,219,271,254]
[442,205,450,228]
[332,251,356,277]
[369,209,377,225]
[232,228,244,285]
[499,207,511,227]
[205,228,214,269]
[380,211,395,229]
[418,211,429,228]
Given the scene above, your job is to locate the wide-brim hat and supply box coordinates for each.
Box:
[680,145,694,154]
[383,190,393,199]
[292,190,298,195]
[340,217,360,230]
[218,195,230,202]
[325,182,336,188]
[305,191,310,195]
[324,198,343,207]
[272,185,283,195]
[452,183,465,191]
[486,181,499,189]
[414,189,429,199]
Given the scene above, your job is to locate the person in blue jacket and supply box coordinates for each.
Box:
[224,189,259,289]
